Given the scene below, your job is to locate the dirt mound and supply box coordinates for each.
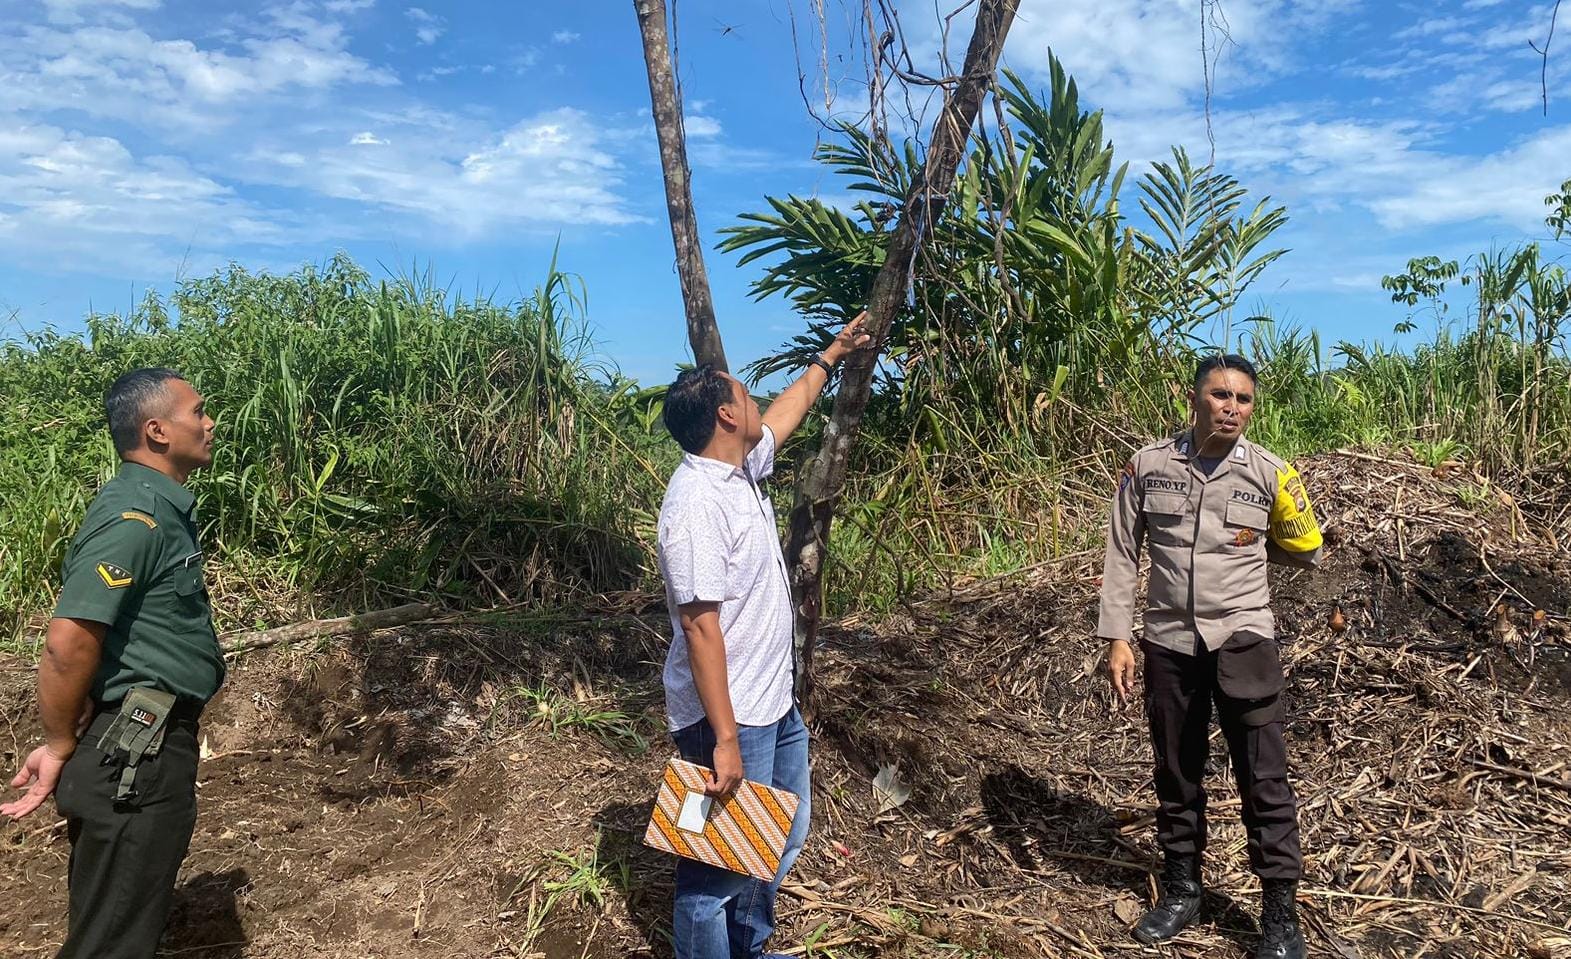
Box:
[3,452,1570,958]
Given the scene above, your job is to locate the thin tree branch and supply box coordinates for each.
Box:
[1529,0,1562,117]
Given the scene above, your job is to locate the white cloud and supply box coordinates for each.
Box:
[1089,93,1571,238]
[0,14,396,131]
[244,108,645,233]
[927,0,1563,243]
[1369,126,1571,230]
[1395,16,1469,40]
[0,1,647,276]
[981,0,1363,115]
[552,30,581,45]
[511,47,542,73]
[405,7,445,45]
[41,0,160,26]
[0,121,291,275]
[685,115,722,138]
[1474,5,1558,50]
[689,141,786,171]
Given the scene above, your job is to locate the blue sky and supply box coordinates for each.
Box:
[1,0,1567,385]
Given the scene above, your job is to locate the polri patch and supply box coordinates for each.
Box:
[1286,477,1310,513]
[96,563,133,589]
[1118,461,1135,491]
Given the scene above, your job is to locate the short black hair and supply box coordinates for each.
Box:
[1194,353,1257,391]
[105,367,186,457]
[663,365,736,454]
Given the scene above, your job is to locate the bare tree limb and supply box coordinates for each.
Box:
[784,0,1021,709]
[1529,0,1562,117]
[221,603,440,655]
[634,0,729,371]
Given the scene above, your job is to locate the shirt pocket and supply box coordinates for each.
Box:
[1142,493,1191,545]
[1224,500,1270,532]
[171,551,208,603]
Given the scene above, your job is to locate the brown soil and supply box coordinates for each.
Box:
[3,452,1570,958]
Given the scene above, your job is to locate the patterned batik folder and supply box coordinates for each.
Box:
[643,757,802,881]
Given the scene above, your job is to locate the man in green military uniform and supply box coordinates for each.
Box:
[3,367,224,959]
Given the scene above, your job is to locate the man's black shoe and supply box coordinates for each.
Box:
[1255,879,1306,959]
[1132,854,1204,945]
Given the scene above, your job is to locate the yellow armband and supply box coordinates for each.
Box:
[1269,465,1323,552]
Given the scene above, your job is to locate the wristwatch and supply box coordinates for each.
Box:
[809,354,834,377]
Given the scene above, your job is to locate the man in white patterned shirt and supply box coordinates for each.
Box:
[657,314,868,959]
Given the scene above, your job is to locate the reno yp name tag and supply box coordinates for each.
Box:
[677,791,712,833]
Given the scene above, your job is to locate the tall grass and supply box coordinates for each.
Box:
[3,250,1569,637]
[0,254,673,639]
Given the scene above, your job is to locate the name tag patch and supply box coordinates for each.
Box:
[1231,489,1271,509]
[1144,477,1187,493]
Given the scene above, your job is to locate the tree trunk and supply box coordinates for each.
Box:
[785,0,1020,706]
[633,0,728,372]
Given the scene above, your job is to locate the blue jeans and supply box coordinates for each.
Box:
[670,706,811,959]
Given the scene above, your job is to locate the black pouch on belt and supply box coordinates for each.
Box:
[1216,632,1285,725]
[94,686,176,802]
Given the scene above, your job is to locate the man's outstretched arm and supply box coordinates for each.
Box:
[760,313,871,447]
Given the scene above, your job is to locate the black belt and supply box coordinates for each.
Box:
[95,695,205,726]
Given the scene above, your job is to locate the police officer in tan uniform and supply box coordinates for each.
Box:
[1098,355,1321,959]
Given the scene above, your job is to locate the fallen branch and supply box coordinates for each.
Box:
[1469,759,1571,794]
[220,602,440,655]
[1301,887,1571,935]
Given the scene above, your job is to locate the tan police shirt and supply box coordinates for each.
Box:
[1096,430,1323,655]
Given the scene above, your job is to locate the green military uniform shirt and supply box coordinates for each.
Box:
[53,462,225,706]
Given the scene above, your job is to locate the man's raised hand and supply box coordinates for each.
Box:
[823,311,873,364]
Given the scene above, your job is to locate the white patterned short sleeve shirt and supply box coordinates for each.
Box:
[657,426,795,731]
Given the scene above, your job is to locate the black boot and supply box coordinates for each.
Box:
[1255,879,1306,959]
[1132,854,1204,945]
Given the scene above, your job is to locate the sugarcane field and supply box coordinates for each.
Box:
[3,3,1571,959]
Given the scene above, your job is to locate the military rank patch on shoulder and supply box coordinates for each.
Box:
[96,563,133,589]
[120,510,157,528]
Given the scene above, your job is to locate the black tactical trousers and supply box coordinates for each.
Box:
[53,710,201,959]
[1142,635,1302,881]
